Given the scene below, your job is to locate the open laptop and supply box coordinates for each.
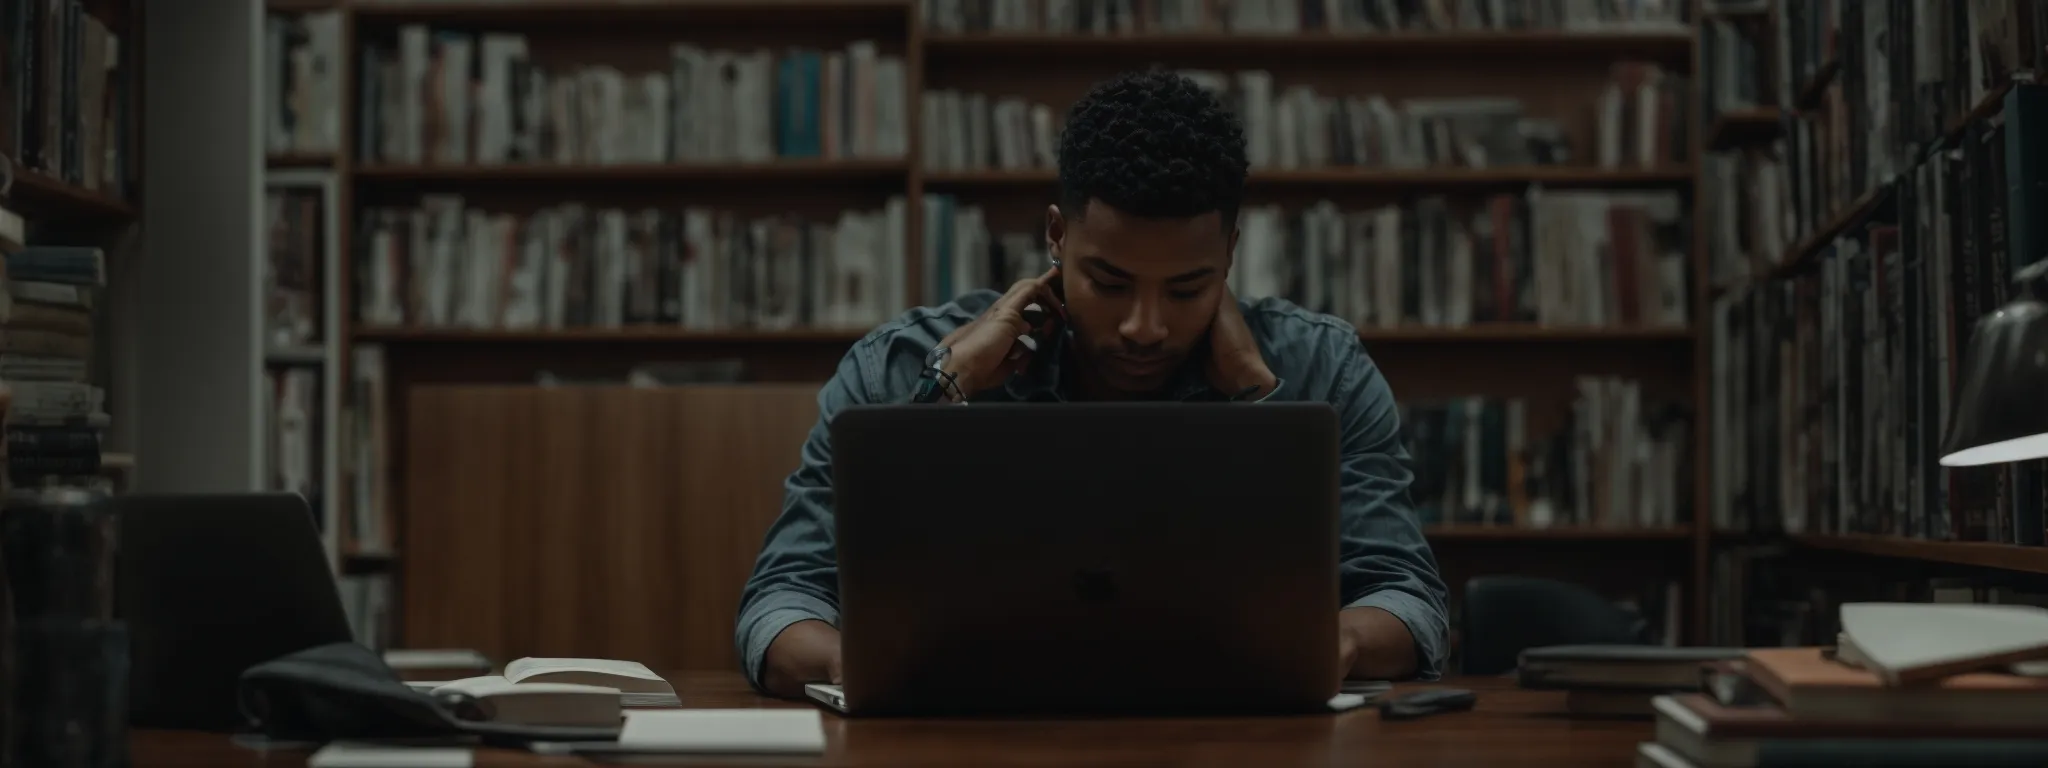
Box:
[814,402,1370,716]
[115,492,356,731]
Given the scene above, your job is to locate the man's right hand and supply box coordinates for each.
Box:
[761,619,842,699]
[933,267,1063,399]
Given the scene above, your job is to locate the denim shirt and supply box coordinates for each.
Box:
[734,290,1451,688]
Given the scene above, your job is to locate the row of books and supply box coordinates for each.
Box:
[1698,15,1767,123]
[924,64,1682,173]
[356,27,908,166]
[3,0,129,196]
[1764,0,2033,272]
[1700,148,1786,291]
[921,189,1687,332]
[1708,85,2048,544]
[353,197,911,333]
[268,187,325,349]
[265,10,343,158]
[921,0,1691,34]
[1399,382,1690,531]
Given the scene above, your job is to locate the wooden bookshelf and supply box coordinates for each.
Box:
[4,167,136,219]
[267,153,340,168]
[1705,108,1782,150]
[1768,185,1887,280]
[293,0,1716,650]
[1702,3,2048,650]
[1939,81,2017,151]
[1792,534,2048,576]
[1793,57,1839,111]
[0,0,142,502]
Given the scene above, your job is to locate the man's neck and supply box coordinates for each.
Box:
[1059,348,1175,402]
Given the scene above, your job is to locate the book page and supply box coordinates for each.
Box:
[430,675,619,698]
[429,675,509,697]
[504,658,671,693]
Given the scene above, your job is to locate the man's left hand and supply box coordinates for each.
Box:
[1338,606,1420,681]
[1205,288,1277,400]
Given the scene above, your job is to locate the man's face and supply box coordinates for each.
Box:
[1046,199,1236,397]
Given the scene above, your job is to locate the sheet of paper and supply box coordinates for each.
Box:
[309,742,473,768]
[619,709,826,754]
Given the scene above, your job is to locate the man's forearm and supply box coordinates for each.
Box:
[1340,605,1418,680]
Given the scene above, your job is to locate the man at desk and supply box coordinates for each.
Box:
[735,70,1448,699]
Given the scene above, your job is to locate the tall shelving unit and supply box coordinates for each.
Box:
[1698,0,2048,646]
[1,0,145,495]
[260,0,1722,650]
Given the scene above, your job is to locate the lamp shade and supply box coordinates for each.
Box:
[1941,297,2048,466]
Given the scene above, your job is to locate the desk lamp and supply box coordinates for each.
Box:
[1941,260,2048,466]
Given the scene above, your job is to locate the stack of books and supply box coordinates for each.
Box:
[1,245,107,488]
[1638,603,2048,767]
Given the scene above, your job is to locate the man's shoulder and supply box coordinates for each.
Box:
[1238,296,1368,359]
[841,290,1000,394]
[1236,297,1385,403]
[855,290,995,350]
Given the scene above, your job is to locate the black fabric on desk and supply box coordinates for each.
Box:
[237,642,619,744]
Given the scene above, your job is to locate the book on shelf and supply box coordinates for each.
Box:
[264,9,343,158]
[267,186,325,350]
[336,344,393,651]
[356,26,907,167]
[343,344,391,556]
[354,197,909,332]
[1701,148,1787,290]
[1399,380,1689,531]
[1699,16,1771,122]
[1,0,129,197]
[919,0,1690,34]
[263,368,320,525]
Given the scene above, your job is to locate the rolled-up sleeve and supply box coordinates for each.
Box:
[734,341,876,691]
[1330,339,1450,680]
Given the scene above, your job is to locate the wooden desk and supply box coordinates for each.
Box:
[132,673,1650,767]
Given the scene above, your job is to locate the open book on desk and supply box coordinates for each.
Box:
[409,657,681,708]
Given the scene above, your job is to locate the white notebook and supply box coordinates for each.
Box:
[616,709,826,754]
[309,743,472,768]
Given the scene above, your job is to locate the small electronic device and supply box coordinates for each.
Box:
[1379,688,1477,720]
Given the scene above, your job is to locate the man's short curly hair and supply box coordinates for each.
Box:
[1058,69,1249,228]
